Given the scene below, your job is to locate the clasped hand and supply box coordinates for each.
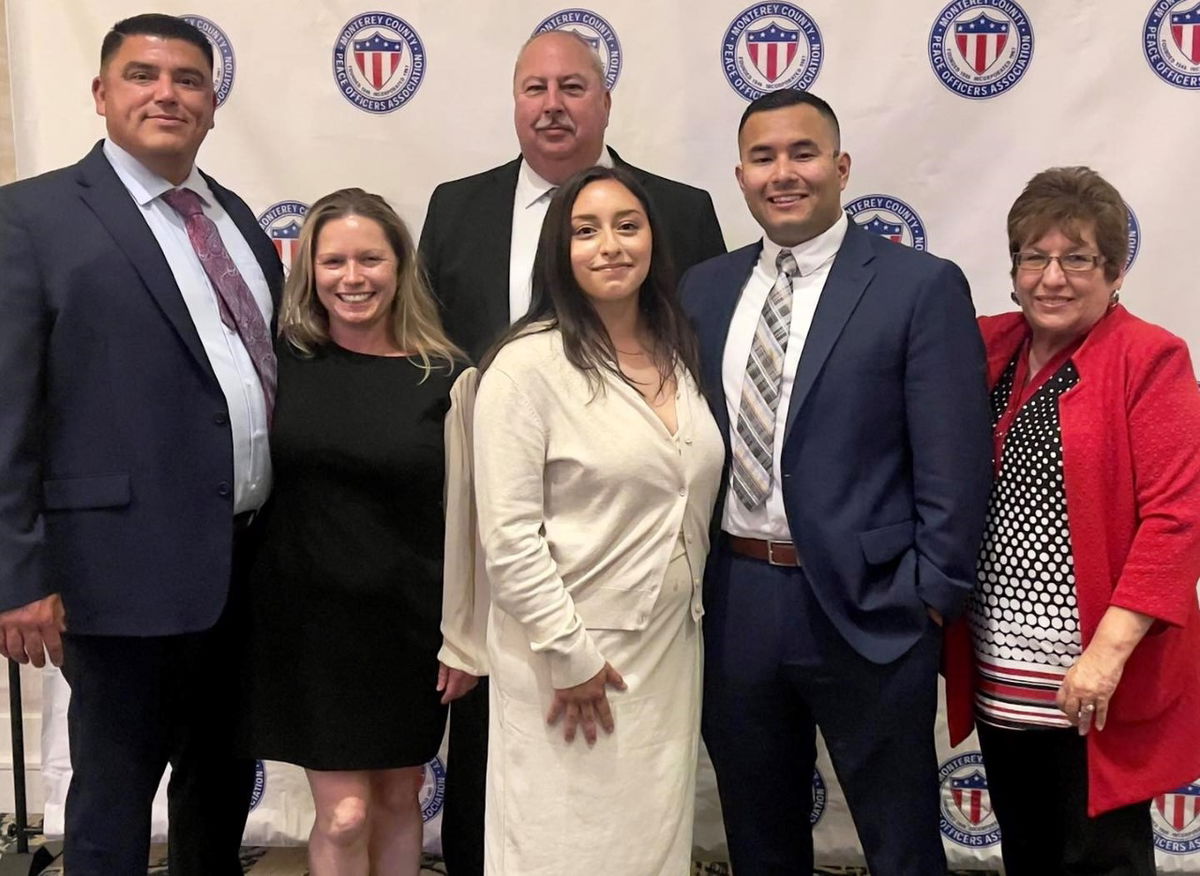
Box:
[547,661,626,745]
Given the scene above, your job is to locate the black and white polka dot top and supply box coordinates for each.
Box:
[968,353,1082,729]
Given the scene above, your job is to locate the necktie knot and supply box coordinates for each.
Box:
[161,187,205,219]
[776,249,799,279]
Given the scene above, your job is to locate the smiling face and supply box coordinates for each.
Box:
[92,34,216,184]
[513,32,611,183]
[736,104,850,247]
[569,178,652,309]
[1013,224,1120,347]
[313,215,399,348]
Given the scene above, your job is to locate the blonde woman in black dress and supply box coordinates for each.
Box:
[244,189,474,875]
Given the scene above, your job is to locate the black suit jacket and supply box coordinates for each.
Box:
[419,148,726,362]
[0,141,283,635]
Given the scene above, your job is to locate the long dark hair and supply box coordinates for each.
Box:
[481,165,701,393]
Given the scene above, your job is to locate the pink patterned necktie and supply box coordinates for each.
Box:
[161,187,276,425]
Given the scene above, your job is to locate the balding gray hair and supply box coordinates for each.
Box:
[513,30,607,88]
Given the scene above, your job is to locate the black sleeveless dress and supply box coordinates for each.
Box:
[243,342,453,769]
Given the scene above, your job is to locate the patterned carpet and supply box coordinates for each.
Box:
[0,816,997,874]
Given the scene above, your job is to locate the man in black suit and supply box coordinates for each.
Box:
[420,29,725,872]
[0,14,281,874]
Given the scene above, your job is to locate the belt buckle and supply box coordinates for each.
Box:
[766,539,786,566]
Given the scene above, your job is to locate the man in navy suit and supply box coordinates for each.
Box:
[680,89,992,874]
[0,14,281,874]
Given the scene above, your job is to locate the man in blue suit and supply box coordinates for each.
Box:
[0,14,280,874]
[681,89,991,874]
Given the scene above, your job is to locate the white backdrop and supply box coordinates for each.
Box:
[8,0,1200,868]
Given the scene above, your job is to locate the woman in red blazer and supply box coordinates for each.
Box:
[943,166,1200,875]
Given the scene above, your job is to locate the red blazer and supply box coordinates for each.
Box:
[945,306,1200,815]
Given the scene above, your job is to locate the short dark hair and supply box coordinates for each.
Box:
[1007,167,1128,283]
[737,89,841,151]
[100,14,213,72]
[482,165,701,393]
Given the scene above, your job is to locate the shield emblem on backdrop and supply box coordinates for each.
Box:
[566,28,603,53]
[857,214,905,244]
[270,220,302,268]
[746,21,800,83]
[954,13,1010,75]
[1156,784,1200,832]
[1172,2,1200,64]
[950,770,992,826]
[354,31,404,90]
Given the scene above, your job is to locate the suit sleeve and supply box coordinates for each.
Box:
[1108,338,1200,625]
[0,192,50,612]
[904,260,993,619]
[473,367,606,689]
[418,185,444,310]
[692,190,726,263]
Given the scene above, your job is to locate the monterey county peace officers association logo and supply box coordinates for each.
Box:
[181,15,235,106]
[938,752,1002,847]
[334,12,426,114]
[257,201,310,275]
[721,4,824,102]
[928,0,1034,99]
[1144,1,1200,89]
[1152,780,1200,854]
[844,195,928,252]
[421,756,447,822]
[533,9,622,90]
[1125,202,1141,273]
[249,760,267,811]
[809,767,827,826]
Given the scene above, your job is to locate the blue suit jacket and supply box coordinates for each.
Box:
[0,142,283,636]
[680,224,992,663]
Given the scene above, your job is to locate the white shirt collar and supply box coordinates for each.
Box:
[760,210,849,277]
[102,138,215,209]
[514,144,615,210]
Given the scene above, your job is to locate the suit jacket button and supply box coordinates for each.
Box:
[217,482,232,497]
[213,412,228,425]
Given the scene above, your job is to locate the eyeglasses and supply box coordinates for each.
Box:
[1012,252,1105,273]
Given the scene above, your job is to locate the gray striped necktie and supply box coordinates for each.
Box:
[731,249,799,509]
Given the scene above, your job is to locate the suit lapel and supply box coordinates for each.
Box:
[782,224,875,444]
[476,158,521,331]
[75,144,216,381]
[703,243,762,447]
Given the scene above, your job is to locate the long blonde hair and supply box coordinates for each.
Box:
[279,188,462,374]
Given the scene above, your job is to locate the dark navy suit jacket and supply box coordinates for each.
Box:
[681,224,992,663]
[0,142,282,636]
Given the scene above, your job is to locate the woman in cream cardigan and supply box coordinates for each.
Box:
[468,165,723,873]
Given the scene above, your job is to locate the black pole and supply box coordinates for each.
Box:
[7,659,28,855]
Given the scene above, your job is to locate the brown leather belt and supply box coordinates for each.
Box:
[726,535,801,567]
